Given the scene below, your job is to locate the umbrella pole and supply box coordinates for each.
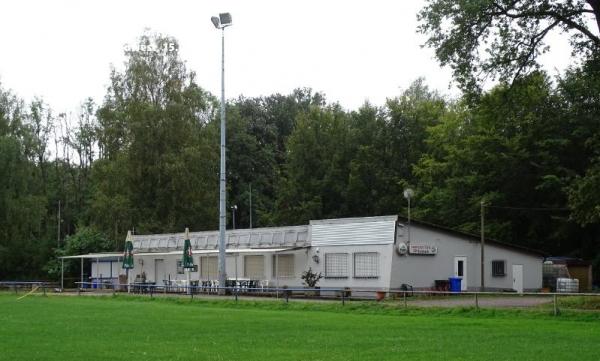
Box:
[187,269,191,295]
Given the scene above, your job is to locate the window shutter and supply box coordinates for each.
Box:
[244,255,265,279]
[272,254,294,278]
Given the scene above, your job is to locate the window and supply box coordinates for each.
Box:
[272,254,294,278]
[200,257,218,279]
[244,255,265,279]
[492,260,506,277]
[353,252,379,278]
[176,260,184,274]
[325,253,348,278]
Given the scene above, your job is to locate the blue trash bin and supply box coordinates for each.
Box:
[449,277,462,292]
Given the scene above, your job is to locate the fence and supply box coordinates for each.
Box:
[0,281,59,296]
[62,281,600,316]
[3,280,598,316]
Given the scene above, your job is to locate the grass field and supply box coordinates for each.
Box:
[1,294,600,360]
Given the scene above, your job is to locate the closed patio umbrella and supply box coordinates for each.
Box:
[183,228,194,294]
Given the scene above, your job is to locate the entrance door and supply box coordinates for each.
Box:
[512,264,523,293]
[155,259,165,285]
[454,256,467,291]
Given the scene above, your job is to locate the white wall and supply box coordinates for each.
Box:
[305,244,394,290]
[391,225,543,290]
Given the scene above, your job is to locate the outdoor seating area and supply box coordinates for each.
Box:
[126,279,271,295]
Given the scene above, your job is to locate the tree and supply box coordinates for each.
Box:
[93,32,218,239]
[276,105,352,224]
[418,0,600,94]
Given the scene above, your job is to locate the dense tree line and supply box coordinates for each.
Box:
[1,8,600,282]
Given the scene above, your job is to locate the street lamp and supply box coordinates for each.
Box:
[212,12,232,292]
[231,205,238,230]
[403,188,414,245]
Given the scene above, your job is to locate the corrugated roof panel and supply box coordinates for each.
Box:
[311,219,396,246]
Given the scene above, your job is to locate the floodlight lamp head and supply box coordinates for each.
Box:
[403,188,414,200]
[219,13,232,27]
[211,16,220,29]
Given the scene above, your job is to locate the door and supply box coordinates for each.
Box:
[454,256,467,291]
[512,264,523,293]
[155,259,165,285]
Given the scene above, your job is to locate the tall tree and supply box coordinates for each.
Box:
[93,32,218,241]
[418,0,600,94]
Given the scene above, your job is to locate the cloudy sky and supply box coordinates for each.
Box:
[0,0,573,114]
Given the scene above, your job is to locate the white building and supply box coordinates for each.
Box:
[76,215,543,293]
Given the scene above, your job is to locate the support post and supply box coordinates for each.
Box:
[57,200,61,248]
[480,201,485,291]
[404,291,407,308]
[553,294,559,316]
[80,257,84,291]
[249,184,252,229]
[475,293,479,309]
[275,253,279,299]
[60,258,64,291]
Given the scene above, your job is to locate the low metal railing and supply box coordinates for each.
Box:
[0,281,59,296]
[64,281,600,316]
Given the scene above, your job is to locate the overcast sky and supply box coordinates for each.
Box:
[0,0,574,114]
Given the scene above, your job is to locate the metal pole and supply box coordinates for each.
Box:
[475,293,479,309]
[249,184,252,229]
[404,291,407,308]
[61,258,64,291]
[57,200,61,248]
[235,252,238,291]
[80,257,83,291]
[481,201,485,291]
[407,197,411,244]
[553,294,558,316]
[217,25,228,294]
[232,206,236,230]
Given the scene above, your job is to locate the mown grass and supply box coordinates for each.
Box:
[1,293,600,360]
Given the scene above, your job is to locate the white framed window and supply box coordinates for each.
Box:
[272,254,295,278]
[176,260,185,274]
[200,256,218,279]
[353,252,379,278]
[492,260,506,277]
[325,253,348,278]
[244,255,265,279]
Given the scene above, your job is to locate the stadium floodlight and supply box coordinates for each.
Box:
[211,13,232,29]
[212,12,232,294]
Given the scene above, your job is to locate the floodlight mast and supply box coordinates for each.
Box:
[213,12,232,294]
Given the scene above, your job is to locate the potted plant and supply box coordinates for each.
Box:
[301,267,323,297]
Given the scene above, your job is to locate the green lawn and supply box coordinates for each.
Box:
[1,294,599,360]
